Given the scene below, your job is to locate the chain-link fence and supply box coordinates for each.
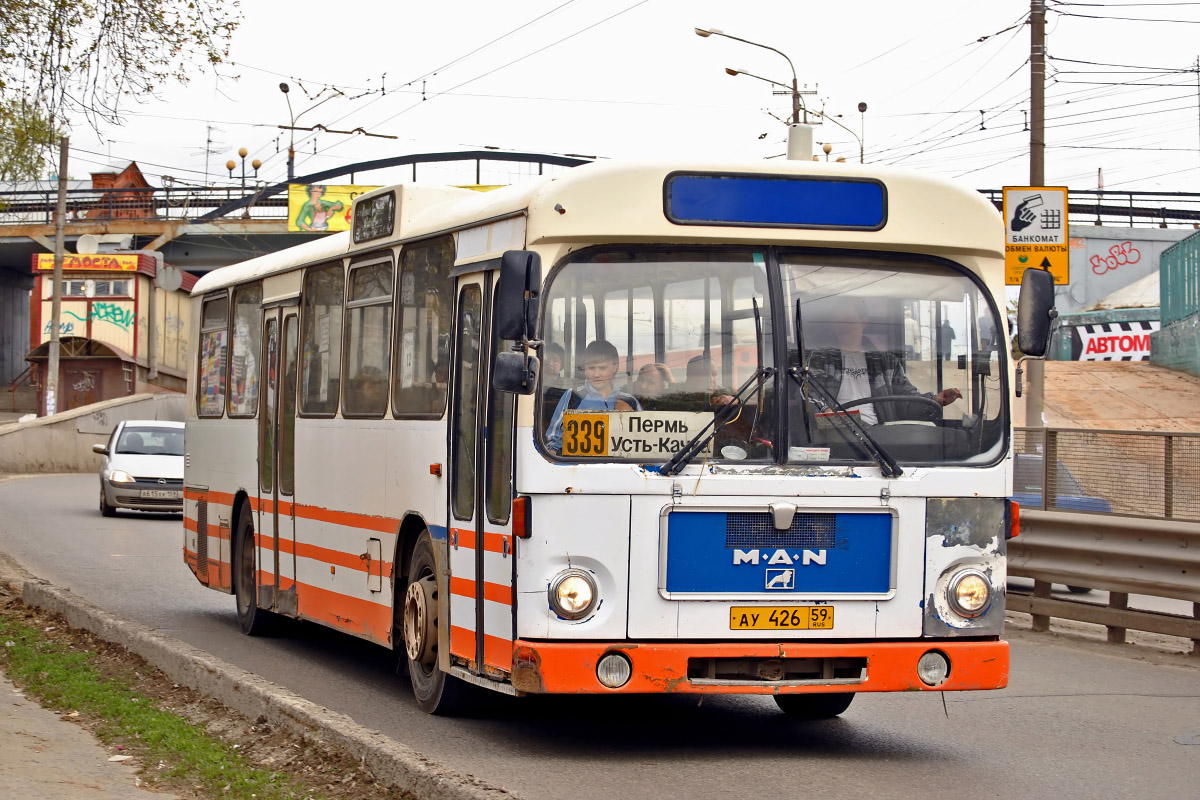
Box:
[1015,427,1200,521]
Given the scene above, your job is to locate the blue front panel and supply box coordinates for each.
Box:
[665,511,892,594]
[665,173,887,230]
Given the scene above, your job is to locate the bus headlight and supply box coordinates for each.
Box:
[946,569,991,617]
[548,569,598,620]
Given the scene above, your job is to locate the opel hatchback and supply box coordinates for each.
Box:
[94,420,185,516]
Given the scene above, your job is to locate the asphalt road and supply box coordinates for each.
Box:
[2,473,1198,800]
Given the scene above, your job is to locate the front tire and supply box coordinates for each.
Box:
[234,503,276,636]
[773,692,855,719]
[99,484,115,517]
[401,532,469,715]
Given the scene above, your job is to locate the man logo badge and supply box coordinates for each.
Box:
[765,569,795,590]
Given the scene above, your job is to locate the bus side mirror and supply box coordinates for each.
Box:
[1017,268,1056,358]
[493,351,540,395]
[496,250,541,341]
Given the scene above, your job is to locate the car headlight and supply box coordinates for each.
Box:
[548,568,599,620]
[108,469,134,483]
[946,568,991,617]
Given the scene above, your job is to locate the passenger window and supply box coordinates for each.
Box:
[393,236,455,418]
[197,293,228,418]
[228,284,262,418]
[300,263,345,416]
[343,258,393,417]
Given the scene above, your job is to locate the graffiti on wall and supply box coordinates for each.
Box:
[1090,241,1141,275]
[91,301,136,330]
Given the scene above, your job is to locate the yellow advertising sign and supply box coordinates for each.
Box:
[35,253,140,272]
[288,184,380,232]
[1003,186,1069,285]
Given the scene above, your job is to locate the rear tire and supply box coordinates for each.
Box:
[402,532,470,715]
[234,503,276,636]
[99,485,115,517]
[773,692,855,719]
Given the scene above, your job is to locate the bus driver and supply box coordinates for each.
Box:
[808,299,960,425]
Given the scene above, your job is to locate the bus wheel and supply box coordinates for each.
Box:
[234,503,275,636]
[402,532,468,715]
[773,692,855,719]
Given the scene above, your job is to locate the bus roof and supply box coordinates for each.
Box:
[193,159,1002,296]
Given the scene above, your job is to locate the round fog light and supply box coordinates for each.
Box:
[917,650,950,686]
[548,568,599,620]
[597,652,632,688]
[947,568,991,618]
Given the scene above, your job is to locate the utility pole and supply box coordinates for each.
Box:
[46,136,69,416]
[1027,0,1047,429]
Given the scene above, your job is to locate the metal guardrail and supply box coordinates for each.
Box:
[1007,509,1200,655]
[978,188,1200,229]
[0,185,289,225]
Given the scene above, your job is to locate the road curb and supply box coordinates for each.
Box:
[18,576,520,800]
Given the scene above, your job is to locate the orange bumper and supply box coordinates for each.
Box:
[511,639,1009,695]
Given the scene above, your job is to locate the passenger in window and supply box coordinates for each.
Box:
[808,299,960,425]
[632,362,675,409]
[673,354,738,410]
[545,339,641,452]
[542,342,565,381]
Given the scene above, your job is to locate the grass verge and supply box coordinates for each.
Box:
[0,588,408,800]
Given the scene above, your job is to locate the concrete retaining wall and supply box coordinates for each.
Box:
[1152,312,1200,379]
[0,392,185,473]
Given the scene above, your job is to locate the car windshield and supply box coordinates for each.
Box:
[117,427,184,456]
[535,247,1008,467]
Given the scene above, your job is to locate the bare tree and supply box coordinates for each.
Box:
[0,0,240,180]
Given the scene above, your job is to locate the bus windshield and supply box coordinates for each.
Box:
[537,248,1006,467]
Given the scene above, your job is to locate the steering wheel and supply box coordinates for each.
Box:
[837,394,942,420]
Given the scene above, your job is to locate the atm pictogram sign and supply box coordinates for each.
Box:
[1003,186,1069,286]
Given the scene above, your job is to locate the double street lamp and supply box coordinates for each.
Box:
[695,26,813,159]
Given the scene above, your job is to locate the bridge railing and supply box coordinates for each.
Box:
[0,185,289,225]
[6,183,1200,228]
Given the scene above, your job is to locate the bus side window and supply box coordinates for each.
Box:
[228,283,262,418]
[299,262,344,416]
[393,236,455,418]
[342,259,393,418]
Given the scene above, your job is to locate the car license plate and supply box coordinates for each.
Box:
[140,489,181,500]
[730,606,834,630]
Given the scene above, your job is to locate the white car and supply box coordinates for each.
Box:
[93,420,185,516]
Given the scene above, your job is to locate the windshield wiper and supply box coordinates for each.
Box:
[660,366,775,476]
[787,367,903,478]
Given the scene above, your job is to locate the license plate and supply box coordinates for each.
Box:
[140,489,182,499]
[730,606,834,630]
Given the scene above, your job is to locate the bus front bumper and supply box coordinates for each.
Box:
[510,639,1009,695]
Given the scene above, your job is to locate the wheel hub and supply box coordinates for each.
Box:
[402,575,438,665]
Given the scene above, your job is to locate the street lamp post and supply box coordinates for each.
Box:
[280,82,295,181]
[818,109,867,163]
[226,148,262,217]
[695,27,812,159]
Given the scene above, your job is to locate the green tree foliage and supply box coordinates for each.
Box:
[0,101,57,183]
[0,0,241,181]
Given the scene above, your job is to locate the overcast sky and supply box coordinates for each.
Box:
[62,1,1200,194]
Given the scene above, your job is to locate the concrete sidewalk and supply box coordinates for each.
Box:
[0,671,178,799]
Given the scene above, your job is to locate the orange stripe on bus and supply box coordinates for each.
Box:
[452,528,476,550]
[481,531,512,554]
[448,577,513,606]
[295,582,393,645]
[483,634,513,672]
[450,625,475,660]
[183,516,198,533]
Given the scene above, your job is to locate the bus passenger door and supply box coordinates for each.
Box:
[448,273,517,679]
[258,307,299,616]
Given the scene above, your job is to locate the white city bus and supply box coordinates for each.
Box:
[184,158,1035,717]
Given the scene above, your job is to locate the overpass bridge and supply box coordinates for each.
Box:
[2,150,1198,386]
